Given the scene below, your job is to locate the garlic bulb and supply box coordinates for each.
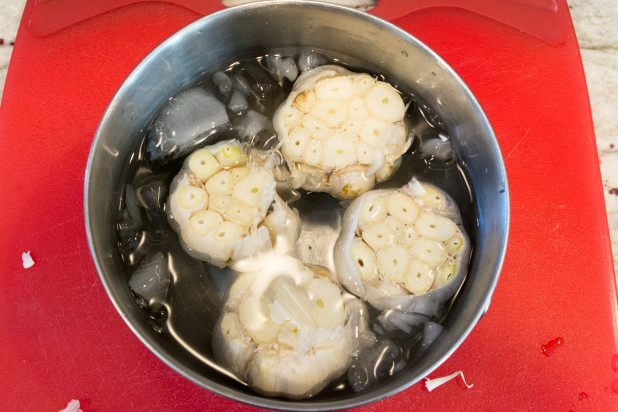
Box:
[166,140,300,268]
[213,255,361,399]
[334,177,471,318]
[273,65,412,199]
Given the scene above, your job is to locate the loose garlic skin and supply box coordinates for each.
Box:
[273,65,412,199]
[212,255,359,399]
[167,140,301,268]
[334,177,471,317]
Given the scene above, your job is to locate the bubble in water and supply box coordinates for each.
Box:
[578,392,588,400]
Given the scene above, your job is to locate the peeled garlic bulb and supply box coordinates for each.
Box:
[334,177,471,319]
[167,140,300,268]
[273,65,412,199]
[213,255,362,399]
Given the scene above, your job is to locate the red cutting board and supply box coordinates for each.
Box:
[1,1,616,411]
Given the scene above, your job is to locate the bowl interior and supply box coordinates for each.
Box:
[85,2,509,410]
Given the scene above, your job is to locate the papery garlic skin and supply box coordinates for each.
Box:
[167,140,300,268]
[334,178,471,318]
[273,65,411,199]
[213,255,361,399]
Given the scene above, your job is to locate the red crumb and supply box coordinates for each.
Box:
[579,392,588,400]
[541,337,563,356]
[609,188,618,196]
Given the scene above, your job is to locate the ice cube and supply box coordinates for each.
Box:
[213,71,233,98]
[136,180,167,216]
[348,339,403,392]
[147,88,230,161]
[232,109,278,149]
[129,252,171,307]
[297,49,329,72]
[228,90,248,113]
[232,71,252,97]
[420,136,454,161]
[236,63,281,110]
[347,361,372,392]
[234,109,270,141]
[377,309,427,336]
[124,184,142,226]
[421,321,444,349]
[264,55,299,83]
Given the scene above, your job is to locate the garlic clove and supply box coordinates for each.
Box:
[231,168,276,210]
[358,194,388,228]
[188,209,223,237]
[205,169,234,196]
[361,222,397,251]
[377,244,410,283]
[212,221,245,244]
[315,75,354,100]
[214,142,248,168]
[365,82,406,123]
[177,185,208,210]
[348,237,378,282]
[403,260,434,295]
[414,211,458,241]
[409,238,448,268]
[306,277,347,329]
[187,148,220,182]
[386,191,420,224]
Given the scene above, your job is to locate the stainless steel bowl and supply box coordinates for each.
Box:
[85,1,509,410]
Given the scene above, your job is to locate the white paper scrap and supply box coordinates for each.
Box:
[22,251,35,269]
[424,371,473,392]
[59,399,82,412]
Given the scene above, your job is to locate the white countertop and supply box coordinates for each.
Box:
[1,0,616,281]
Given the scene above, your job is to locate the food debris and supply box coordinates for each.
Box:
[578,392,588,400]
[541,337,564,356]
[609,188,618,196]
[21,251,35,269]
[59,399,82,412]
[424,371,473,392]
